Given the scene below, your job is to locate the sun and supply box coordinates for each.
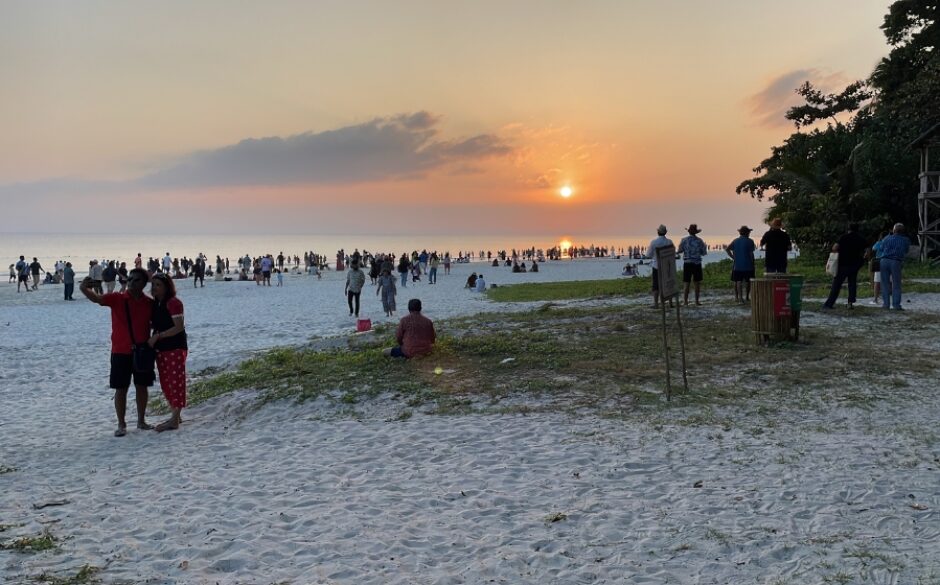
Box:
[559,185,573,198]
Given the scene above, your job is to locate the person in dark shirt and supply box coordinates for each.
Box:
[823,223,867,309]
[29,257,45,290]
[759,218,792,273]
[384,299,436,358]
[102,261,118,293]
[193,256,206,288]
[63,262,75,300]
[148,273,188,431]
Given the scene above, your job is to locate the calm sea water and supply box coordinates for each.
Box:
[2,232,737,274]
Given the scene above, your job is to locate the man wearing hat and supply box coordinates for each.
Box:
[760,218,792,274]
[726,226,756,303]
[645,224,674,309]
[678,224,707,305]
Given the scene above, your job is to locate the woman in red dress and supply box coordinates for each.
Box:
[148,273,188,432]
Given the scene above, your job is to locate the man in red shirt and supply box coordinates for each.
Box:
[80,267,154,437]
[384,298,436,358]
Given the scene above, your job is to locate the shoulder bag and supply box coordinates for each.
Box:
[125,299,156,373]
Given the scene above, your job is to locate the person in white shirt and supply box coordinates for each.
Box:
[474,274,487,292]
[645,224,675,309]
[162,253,172,273]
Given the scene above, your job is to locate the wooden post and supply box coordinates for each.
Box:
[655,245,679,401]
[675,301,689,392]
[661,300,672,401]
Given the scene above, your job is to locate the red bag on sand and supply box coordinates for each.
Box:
[356,318,372,332]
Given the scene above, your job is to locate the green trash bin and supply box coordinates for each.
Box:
[788,275,803,311]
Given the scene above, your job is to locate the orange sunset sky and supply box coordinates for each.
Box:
[0,1,893,237]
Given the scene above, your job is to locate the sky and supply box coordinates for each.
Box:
[0,0,893,238]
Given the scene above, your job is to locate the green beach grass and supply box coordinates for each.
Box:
[164,299,940,424]
[486,257,940,302]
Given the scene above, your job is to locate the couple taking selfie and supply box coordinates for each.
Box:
[79,269,187,437]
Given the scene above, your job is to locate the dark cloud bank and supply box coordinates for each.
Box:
[1,112,512,198]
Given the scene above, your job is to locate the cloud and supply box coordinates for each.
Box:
[528,168,563,189]
[746,69,850,128]
[138,112,510,189]
[0,112,512,197]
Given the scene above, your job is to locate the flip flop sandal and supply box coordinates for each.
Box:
[114,427,127,437]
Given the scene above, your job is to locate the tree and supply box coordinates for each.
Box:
[738,1,940,257]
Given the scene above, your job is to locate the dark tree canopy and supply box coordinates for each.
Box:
[737,1,940,256]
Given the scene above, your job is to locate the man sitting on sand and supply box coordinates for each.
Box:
[384,299,436,358]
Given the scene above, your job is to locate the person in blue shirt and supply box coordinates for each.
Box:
[878,223,911,310]
[678,224,708,306]
[725,226,756,303]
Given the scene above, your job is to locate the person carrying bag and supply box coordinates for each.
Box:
[825,245,839,277]
[126,299,156,374]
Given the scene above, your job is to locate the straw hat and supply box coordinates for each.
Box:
[687,224,702,234]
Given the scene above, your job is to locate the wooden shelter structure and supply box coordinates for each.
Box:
[912,122,940,261]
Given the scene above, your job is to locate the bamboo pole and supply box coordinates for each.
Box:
[675,301,689,392]
[661,298,672,401]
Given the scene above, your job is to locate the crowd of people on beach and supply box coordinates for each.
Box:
[10,219,915,315]
[644,218,913,311]
[9,221,917,438]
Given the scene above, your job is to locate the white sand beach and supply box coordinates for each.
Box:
[2,256,940,584]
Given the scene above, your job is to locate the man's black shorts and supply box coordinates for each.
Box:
[651,268,659,291]
[731,269,755,282]
[110,353,155,389]
[682,263,703,283]
[18,274,28,283]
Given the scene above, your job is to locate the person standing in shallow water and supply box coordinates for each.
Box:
[148,273,188,432]
[79,268,154,437]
